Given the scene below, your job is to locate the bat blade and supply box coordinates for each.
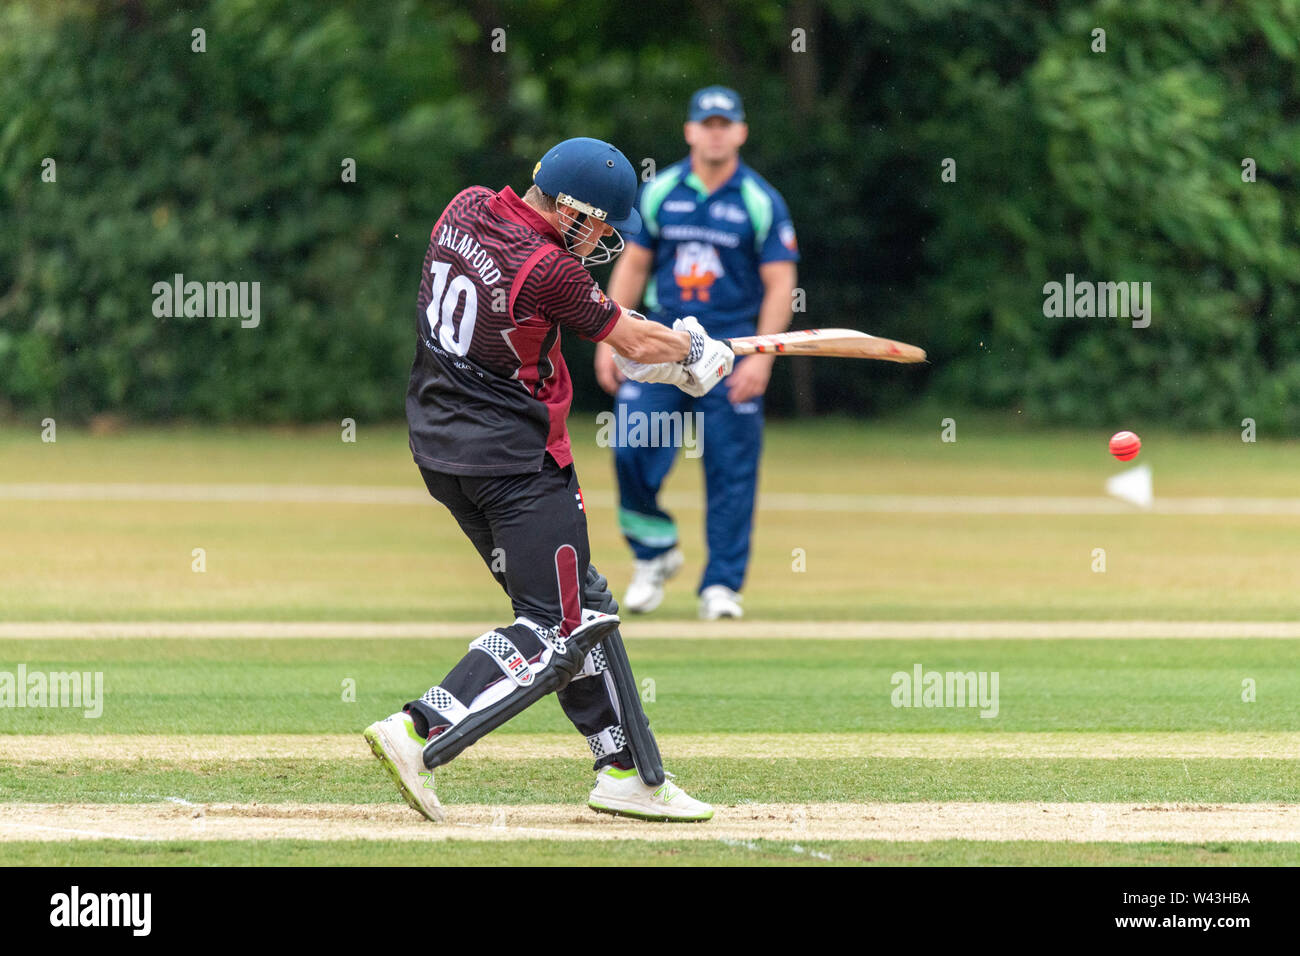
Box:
[724,329,926,364]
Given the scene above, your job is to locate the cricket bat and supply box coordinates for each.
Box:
[722,328,927,364]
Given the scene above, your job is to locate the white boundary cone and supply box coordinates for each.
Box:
[1106,464,1152,509]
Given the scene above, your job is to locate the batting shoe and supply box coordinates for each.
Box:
[622,547,684,613]
[588,766,714,822]
[699,584,743,620]
[363,711,445,823]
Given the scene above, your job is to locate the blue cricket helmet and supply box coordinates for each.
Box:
[532,138,642,235]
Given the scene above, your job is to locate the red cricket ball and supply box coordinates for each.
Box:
[1109,430,1141,461]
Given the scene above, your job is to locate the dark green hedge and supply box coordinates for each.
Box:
[2,0,1298,428]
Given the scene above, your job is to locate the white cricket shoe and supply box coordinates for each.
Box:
[363,711,445,822]
[622,547,684,613]
[699,584,743,620]
[588,766,714,822]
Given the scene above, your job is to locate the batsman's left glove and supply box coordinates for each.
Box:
[612,351,691,387]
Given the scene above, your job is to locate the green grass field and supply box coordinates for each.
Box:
[2,411,1298,865]
[5,412,1300,622]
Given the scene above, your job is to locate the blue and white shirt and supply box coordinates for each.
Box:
[624,158,799,338]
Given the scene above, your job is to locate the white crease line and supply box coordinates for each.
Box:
[5,483,1300,515]
[0,822,153,842]
[449,822,586,840]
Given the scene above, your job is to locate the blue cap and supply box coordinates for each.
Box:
[532,138,642,234]
[689,86,744,123]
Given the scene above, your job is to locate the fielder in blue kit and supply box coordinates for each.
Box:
[597,86,799,619]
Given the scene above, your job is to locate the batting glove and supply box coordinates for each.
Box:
[674,316,734,397]
[612,351,690,387]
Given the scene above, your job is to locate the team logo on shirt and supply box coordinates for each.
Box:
[709,202,748,224]
[673,241,724,302]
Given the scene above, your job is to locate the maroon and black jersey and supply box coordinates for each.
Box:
[406,186,620,475]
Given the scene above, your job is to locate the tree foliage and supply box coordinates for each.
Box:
[2,0,1298,428]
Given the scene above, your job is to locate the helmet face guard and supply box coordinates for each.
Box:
[556,193,625,266]
[532,139,641,266]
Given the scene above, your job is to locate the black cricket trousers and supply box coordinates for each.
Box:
[409,454,630,769]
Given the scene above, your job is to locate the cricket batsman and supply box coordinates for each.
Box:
[596,86,799,620]
[364,137,733,822]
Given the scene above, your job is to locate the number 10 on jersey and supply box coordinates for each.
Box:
[426,261,479,356]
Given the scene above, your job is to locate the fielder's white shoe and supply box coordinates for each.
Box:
[699,584,743,620]
[363,711,445,822]
[588,766,714,822]
[623,547,684,613]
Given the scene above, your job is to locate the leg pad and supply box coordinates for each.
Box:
[421,611,621,770]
